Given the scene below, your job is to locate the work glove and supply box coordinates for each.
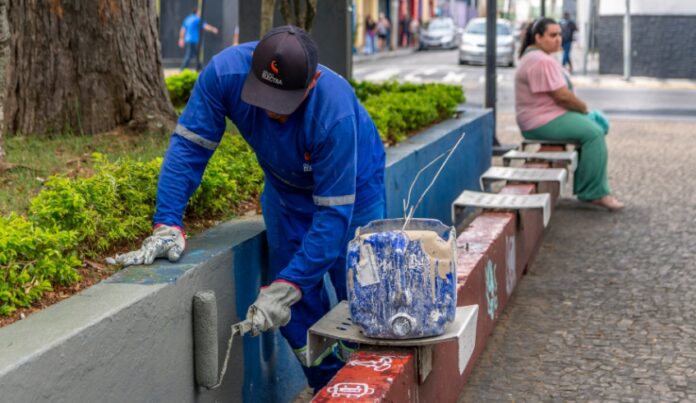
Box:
[246,281,302,336]
[107,224,186,267]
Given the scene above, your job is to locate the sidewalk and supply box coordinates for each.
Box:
[567,46,696,90]
[461,112,696,401]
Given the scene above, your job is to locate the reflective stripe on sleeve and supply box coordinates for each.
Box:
[174,124,219,150]
[313,194,356,206]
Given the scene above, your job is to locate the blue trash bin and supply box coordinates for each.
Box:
[346,218,457,339]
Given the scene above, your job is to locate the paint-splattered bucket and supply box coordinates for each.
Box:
[347,218,457,339]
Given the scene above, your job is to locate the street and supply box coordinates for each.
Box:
[353,48,696,119]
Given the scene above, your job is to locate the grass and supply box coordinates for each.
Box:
[0,129,171,214]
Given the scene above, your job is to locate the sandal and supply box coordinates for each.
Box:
[590,195,625,211]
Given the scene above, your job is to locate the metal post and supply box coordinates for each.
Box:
[582,0,592,75]
[623,0,631,81]
[540,0,546,17]
[485,0,496,138]
[196,0,206,71]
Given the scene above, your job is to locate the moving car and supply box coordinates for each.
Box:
[458,18,515,67]
[419,17,459,50]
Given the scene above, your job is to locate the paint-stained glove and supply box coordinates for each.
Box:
[107,224,186,267]
[247,281,302,336]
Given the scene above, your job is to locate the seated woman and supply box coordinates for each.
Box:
[514,18,624,210]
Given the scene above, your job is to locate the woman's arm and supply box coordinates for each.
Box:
[550,86,588,114]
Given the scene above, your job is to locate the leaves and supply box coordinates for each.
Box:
[1,134,262,315]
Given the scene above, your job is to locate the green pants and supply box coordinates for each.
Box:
[522,112,610,201]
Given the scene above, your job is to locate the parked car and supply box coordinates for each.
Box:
[458,18,515,67]
[419,17,459,50]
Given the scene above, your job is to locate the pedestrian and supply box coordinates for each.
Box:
[376,12,391,51]
[409,18,420,48]
[515,18,624,210]
[399,13,411,47]
[364,14,377,54]
[112,26,386,391]
[559,12,578,73]
[178,6,219,70]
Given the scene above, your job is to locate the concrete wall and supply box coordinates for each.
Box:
[597,15,696,79]
[0,108,492,403]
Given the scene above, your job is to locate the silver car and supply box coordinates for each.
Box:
[458,18,515,67]
[419,17,458,50]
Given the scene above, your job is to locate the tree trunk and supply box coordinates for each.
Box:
[260,0,276,37]
[279,0,318,32]
[2,0,176,136]
[0,0,8,161]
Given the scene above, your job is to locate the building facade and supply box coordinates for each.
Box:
[597,0,696,79]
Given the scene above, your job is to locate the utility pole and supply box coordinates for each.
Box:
[623,0,631,81]
[485,0,514,154]
[485,0,497,141]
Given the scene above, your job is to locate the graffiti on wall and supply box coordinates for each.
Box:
[485,259,498,320]
[327,382,375,398]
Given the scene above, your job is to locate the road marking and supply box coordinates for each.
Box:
[363,68,401,81]
[442,71,467,83]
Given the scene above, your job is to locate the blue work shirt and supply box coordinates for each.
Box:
[182,14,203,44]
[154,42,386,292]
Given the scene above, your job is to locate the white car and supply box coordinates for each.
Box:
[419,17,459,50]
[458,18,515,67]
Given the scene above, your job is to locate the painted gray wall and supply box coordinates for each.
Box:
[597,15,696,79]
[0,109,492,403]
[238,0,352,79]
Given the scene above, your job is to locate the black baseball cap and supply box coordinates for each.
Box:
[241,25,319,115]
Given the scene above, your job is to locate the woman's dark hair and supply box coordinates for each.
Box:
[519,17,557,57]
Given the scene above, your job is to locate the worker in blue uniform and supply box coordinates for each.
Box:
[112,26,386,390]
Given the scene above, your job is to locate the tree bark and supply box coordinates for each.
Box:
[260,0,276,37]
[2,0,176,136]
[0,0,8,161]
[279,0,317,32]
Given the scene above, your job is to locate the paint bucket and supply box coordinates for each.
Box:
[347,218,457,339]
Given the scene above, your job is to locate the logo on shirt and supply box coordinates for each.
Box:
[303,152,312,172]
[261,60,283,85]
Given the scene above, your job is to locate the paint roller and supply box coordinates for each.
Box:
[193,290,252,389]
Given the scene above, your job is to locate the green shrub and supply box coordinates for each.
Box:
[188,135,264,218]
[1,134,262,315]
[0,214,81,315]
[166,69,199,107]
[360,82,464,143]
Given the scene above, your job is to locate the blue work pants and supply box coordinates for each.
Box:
[261,182,386,391]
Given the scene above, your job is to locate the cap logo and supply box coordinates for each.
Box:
[261,59,283,86]
[270,60,280,75]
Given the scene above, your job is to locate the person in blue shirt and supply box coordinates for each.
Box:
[179,7,219,70]
[113,26,386,391]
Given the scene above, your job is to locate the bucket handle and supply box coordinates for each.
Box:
[402,132,466,231]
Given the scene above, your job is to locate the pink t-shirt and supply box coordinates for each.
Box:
[514,49,568,131]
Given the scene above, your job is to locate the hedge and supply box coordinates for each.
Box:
[0,73,464,316]
[165,71,465,144]
[0,135,263,315]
